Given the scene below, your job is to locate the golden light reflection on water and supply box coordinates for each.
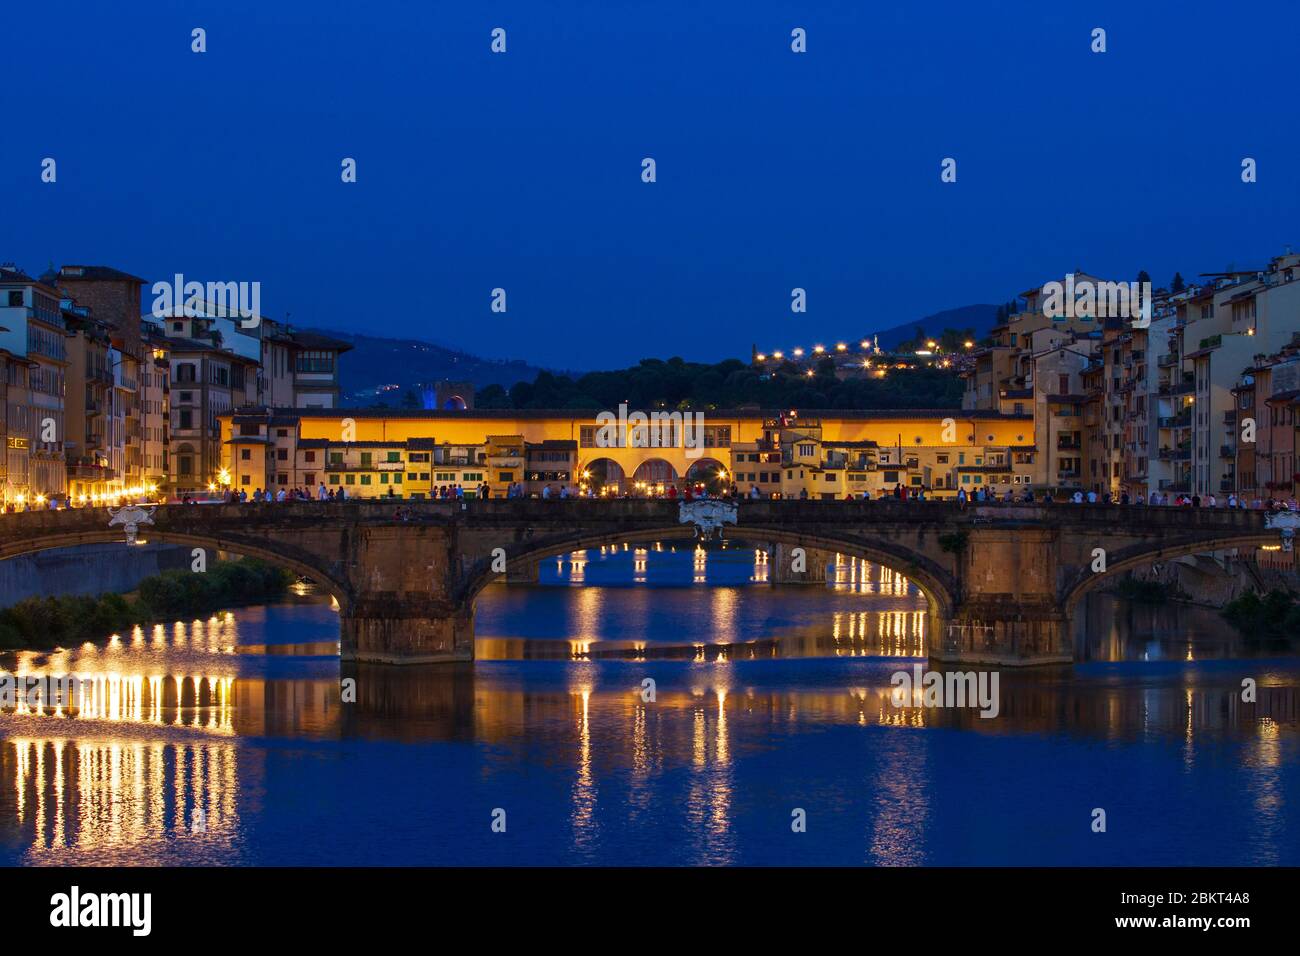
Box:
[5,737,238,863]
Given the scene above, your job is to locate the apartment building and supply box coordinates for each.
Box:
[0,266,68,502]
[62,303,117,498]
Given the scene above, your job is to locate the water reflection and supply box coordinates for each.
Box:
[4,737,240,864]
[0,547,1297,865]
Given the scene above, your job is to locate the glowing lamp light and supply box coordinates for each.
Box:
[755,353,767,362]
[836,343,847,351]
[964,340,974,348]
[792,348,804,357]
[773,350,784,359]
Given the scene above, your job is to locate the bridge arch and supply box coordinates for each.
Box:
[1060,531,1280,622]
[460,522,956,628]
[0,528,354,613]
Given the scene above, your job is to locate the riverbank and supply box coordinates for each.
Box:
[0,558,293,651]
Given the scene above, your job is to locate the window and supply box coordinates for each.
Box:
[277,449,288,460]
[387,451,400,463]
[240,449,251,461]
[360,452,372,466]
[360,475,372,485]
[499,471,514,482]
[305,451,316,462]
[329,474,340,485]
[305,473,315,485]
[295,351,335,373]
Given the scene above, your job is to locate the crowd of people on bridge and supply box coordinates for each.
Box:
[10,481,1299,514]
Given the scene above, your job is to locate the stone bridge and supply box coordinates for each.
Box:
[0,500,1286,666]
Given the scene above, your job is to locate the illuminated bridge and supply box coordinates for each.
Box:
[0,500,1286,666]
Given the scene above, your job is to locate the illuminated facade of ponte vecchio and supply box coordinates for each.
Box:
[219,407,1036,500]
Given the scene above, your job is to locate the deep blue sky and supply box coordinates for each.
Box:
[4,0,1295,369]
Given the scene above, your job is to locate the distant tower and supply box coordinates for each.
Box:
[430,380,474,410]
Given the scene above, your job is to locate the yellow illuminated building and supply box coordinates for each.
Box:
[220,406,1034,498]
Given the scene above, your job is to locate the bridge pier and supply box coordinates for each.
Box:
[930,601,1073,667]
[341,598,475,665]
[769,542,831,585]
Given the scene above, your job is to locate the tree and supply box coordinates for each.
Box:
[1171,272,1186,293]
[1136,270,1151,286]
[401,388,421,409]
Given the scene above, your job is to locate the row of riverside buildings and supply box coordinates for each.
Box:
[961,249,1300,500]
[0,263,351,505]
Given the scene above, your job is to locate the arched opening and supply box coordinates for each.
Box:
[465,524,954,661]
[630,458,678,496]
[684,457,729,494]
[1061,532,1282,661]
[442,395,467,411]
[580,458,625,496]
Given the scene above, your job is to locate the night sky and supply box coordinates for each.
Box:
[4,0,1296,369]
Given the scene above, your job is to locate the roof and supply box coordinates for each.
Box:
[56,265,148,284]
[528,439,578,450]
[288,330,352,353]
[0,266,40,284]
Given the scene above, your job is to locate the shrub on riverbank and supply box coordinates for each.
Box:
[1221,589,1300,639]
[0,558,294,650]
[136,559,293,618]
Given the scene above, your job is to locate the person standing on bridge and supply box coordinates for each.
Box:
[318,483,328,501]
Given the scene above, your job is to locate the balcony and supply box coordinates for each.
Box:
[1158,354,1179,368]
[1056,437,1081,450]
[1157,413,1191,429]
[1157,448,1191,461]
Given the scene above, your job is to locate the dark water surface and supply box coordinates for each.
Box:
[1,544,1296,865]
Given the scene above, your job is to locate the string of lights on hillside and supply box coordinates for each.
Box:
[752,336,979,377]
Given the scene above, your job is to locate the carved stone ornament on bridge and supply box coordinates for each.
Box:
[107,505,156,545]
[1265,511,1300,552]
[678,499,737,538]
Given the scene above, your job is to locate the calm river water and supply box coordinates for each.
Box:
[2,543,1296,866]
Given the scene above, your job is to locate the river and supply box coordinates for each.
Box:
[1,542,1296,865]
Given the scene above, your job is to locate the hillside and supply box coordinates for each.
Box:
[308,331,555,405]
[863,304,1000,351]
[315,302,999,407]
